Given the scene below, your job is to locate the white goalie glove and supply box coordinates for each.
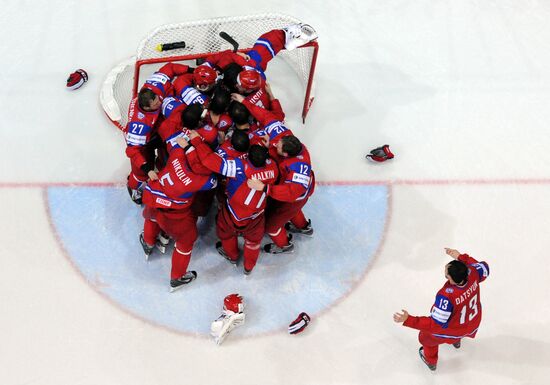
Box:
[210,294,245,345]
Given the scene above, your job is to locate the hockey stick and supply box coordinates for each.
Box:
[155,41,186,52]
[219,31,239,52]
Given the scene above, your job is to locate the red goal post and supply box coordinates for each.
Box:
[100,13,319,131]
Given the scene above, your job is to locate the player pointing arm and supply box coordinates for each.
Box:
[394,248,490,371]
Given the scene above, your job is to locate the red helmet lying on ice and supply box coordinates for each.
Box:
[223,293,244,313]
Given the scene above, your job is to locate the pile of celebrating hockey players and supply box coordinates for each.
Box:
[124,23,318,292]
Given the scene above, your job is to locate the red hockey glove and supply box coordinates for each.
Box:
[288,312,311,335]
[66,69,88,90]
[366,145,394,162]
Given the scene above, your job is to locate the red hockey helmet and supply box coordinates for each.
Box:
[193,65,217,90]
[236,70,261,92]
[223,293,244,313]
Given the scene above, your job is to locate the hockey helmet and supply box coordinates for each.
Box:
[223,293,244,313]
[193,65,217,89]
[236,70,261,92]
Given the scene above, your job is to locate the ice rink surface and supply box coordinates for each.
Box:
[2,0,550,384]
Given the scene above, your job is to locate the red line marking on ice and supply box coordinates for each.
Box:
[318,178,550,186]
[2,178,550,189]
[0,182,122,188]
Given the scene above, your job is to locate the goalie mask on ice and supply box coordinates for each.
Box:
[366,145,394,162]
[66,69,88,90]
[210,294,245,345]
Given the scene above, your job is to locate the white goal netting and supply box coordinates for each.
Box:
[100,13,319,130]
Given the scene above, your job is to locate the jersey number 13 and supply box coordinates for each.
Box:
[459,294,479,324]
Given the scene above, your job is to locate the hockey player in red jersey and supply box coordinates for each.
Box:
[248,135,315,253]
[231,91,314,253]
[217,129,250,161]
[157,103,220,217]
[246,24,318,72]
[161,87,232,147]
[209,25,317,109]
[234,70,271,110]
[210,24,318,83]
[230,87,285,134]
[172,65,219,106]
[393,248,490,370]
[184,130,279,274]
[140,140,217,292]
[214,129,250,213]
[203,87,233,139]
[238,78,286,118]
[224,101,271,147]
[229,84,286,148]
[159,103,218,154]
[126,62,194,204]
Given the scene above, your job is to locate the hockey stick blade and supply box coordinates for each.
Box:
[219,31,239,52]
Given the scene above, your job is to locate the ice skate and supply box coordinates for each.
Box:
[243,267,252,275]
[155,232,171,253]
[283,23,318,50]
[216,241,238,265]
[263,234,294,254]
[170,271,198,292]
[139,232,154,261]
[452,340,461,349]
[285,219,313,236]
[418,347,437,371]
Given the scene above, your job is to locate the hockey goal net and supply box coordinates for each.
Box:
[100,13,319,131]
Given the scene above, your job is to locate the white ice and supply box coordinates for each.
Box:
[2,1,550,384]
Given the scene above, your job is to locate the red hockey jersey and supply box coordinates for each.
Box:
[125,63,190,166]
[243,92,285,122]
[142,147,217,210]
[242,98,289,150]
[204,50,255,70]
[191,137,278,224]
[216,139,248,160]
[403,254,490,339]
[267,144,315,203]
[158,108,219,153]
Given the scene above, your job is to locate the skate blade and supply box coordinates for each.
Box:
[170,285,183,293]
